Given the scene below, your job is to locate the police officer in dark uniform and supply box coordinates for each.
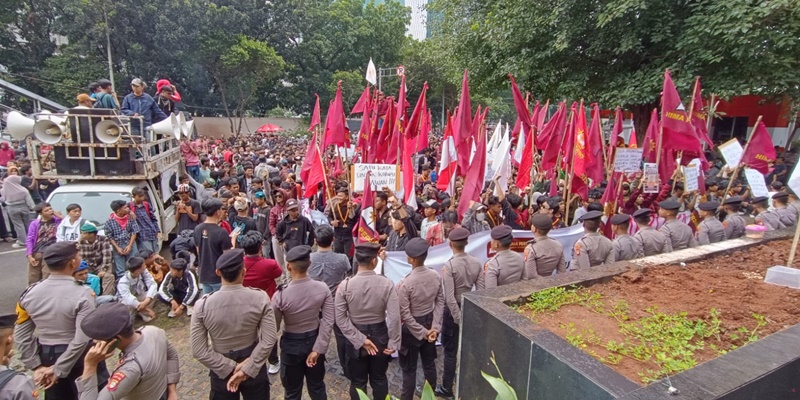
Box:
[477,225,525,289]
[696,201,726,245]
[0,313,37,400]
[610,214,640,261]
[14,241,110,400]
[335,242,401,400]
[272,245,334,400]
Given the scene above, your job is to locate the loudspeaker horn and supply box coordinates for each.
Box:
[174,112,186,140]
[149,114,179,138]
[183,120,195,138]
[33,115,67,144]
[6,111,35,140]
[95,119,125,144]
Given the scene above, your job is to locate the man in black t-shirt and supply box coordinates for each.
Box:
[193,198,235,294]
[175,184,201,232]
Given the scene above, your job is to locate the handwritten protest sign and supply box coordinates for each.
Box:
[744,168,769,197]
[789,162,800,198]
[643,163,659,193]
[683,163,699,192]
[613,148,644,173]
[351,164,401,192]
[718,138,744,167]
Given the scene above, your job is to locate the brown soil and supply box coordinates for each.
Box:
[521,239,800,385]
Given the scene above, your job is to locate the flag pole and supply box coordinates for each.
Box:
[564,109,577,224]
[723,115,763,198]
[553,104,571,197]
[316,126,333,200]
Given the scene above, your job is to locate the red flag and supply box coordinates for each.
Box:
[561,102,578,168]
[586,103,605,185]
[406,82,429,140]
[416,109,431,152]
[570,101,589,201]
[535,100,555,149]
[332,155,344,178]
[607,107,623,162]
[515,117,537,189]
[308,94,321,133]
[642,108,659,163]
[437,113,457,193]
[387,75,407,164]
[661,70,703,154]
[457,123,487,216]
[629,125,638,148]
[323,81,347,148]
[509,74,532,134]
[536,99,549,133]
[403,135,417,207]
[353,172,379,244]
[374,98,395,163]
[356,102,372,156]
[690,77,714,149]
[300,132,318,183]
[453,70,473,174]
[350,86,371,115]
[303,142,326,199]
[540,102,567,171]
[741,120,777,174]
[548,170,558,197]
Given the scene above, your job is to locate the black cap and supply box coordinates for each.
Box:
[216,248,245,270]
[579,210,604,222]
[532,214,553,230]
[658,199,681,210]
[610,214,630,225]
[632,208,651,218]
[0,313,15,329]
[285,198,299,210]
[751,196,769,204]
[286,245,312,262]
[674,182,684,191]
[43,241,79,268]
[490,225,513,240]
[424,200,440,211]
[405,238,430,258]
[772,192,789,200]
[80,303,133,340]
[698,201,720,211]
[448,227,470,242]
[723,196,743,205]
[354,242,381,259]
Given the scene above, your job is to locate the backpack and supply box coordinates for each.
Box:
[130,201,152,217]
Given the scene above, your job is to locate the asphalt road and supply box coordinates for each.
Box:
[0,244,33,315]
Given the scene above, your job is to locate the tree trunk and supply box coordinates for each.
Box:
[629,102,657,146]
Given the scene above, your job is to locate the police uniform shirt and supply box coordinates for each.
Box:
[722,214,746,239]
[756,210,785,231]
[523,237,566,278]
[14,275,97,376]
[398,267,445,340]
[697,218,726,245]
[272,277,334,355]
[477,250,525,290]
[613,234,640,261]
[0,365,36,400]
[77,326,180,400]
[190,285,277,379]
[441,253,482,325]
[633,226,671,256]
[776,207,797,227]
[788,200,800,217]
[572,232,615,269]
[334,270,402,352]
[659,218,697,250]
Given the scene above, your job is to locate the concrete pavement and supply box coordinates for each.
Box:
[0,244,33,314]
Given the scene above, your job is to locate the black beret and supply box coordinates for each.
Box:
[632,208,652,218]
[674,182,684,191]
[772,192,789,200]
[80,303,132,340]
[698,201,719,211]
[490,225,513,240]
[610,214,631,225]
[43,241,79,267]
[579,210,604,222]
[354,242,381,259]
[716,179,729,188]
[286,245,312,262]
[448,227,470,242]
[658,199,681,210]
[723,196,743,205]
[532,214,553,230]
[216,248,245,270]
[0,313,15,329]
[751,196,769,204]
[405,238,430,258]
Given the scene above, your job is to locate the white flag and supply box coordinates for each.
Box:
[513,125,526,165]
[366,58,377,85]
[492,127,512,195]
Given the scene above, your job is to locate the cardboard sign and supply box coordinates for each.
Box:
[613,148,644,173]
[351,164,401,192]
[788,162,800,198]
[744,168,769,197]
[683,163,699,192]
[643,163,659,193]
[718,138,744,167]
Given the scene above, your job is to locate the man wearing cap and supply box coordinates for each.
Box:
[696,201,726,245]
[75,93,96,109]
[752,196,785,231]
[462,201,491,235]
[772,192,796,227]
[420,200,441,241]
[658,199,697,250]
[73,261,116,305]
[76,302,180,400]
[721,197,747,239]
[277,199,315,262]
[572,211,615,269]
[191,248,278,399]
[120,78,167,135]
[175,183,202,233]
[524,214,566,278]
[79,223,116,296]
[325,188,359,261]
[435,227,481,398]
[477,225,525,289]
[610,214,640,261]
[272,245,334,400]
[397,238,444,400]
[15,241,110,399]
[632,209,671,256]
[252,191,272,257]
[335,242,401,400]
[0,312,37,400]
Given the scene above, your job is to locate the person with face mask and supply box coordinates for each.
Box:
[461,201,490,234]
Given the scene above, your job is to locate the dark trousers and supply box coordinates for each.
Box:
[333,235,353,261]
[40,344,109,400]
[209,344,270,400]
[333,324,347,376]
[441,308,459,392]
[345,323,390,400]
[399,314,437,400]
[280,331,327,400]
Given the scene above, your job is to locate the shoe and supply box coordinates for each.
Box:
[268,362,280,374]
[139,313,154,323]
[168,310,175,318]
[434,385,454,398]
[187,306,193,316]
[11,243,22,248]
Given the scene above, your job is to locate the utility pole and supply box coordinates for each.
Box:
[102,4,115,91]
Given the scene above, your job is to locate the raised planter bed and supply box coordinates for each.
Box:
[458,229,800,400]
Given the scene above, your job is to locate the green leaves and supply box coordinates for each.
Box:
[481,353,519,400]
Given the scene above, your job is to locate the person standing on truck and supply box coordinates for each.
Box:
[26,202,62,284]
[105,200,141,279]
[130,187,161,254]
[120,78,167,136]
[1,175,35,249]
[94,79,118,110]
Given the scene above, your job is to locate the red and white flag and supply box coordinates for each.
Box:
[437,114,457,194]
[353,172,379,244]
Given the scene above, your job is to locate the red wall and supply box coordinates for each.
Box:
[714,95,791,127]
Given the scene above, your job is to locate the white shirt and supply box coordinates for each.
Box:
[420,217,439,240]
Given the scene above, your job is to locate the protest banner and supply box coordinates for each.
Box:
[643,163,660,193]
[613,148,644,173]
[351,163,401,192]
[744,168,769,197]
[683,163,699,192]
[718,138,744,167]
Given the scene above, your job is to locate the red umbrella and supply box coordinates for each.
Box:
[255,123,282,133]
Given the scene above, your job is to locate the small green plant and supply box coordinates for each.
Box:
[356,381,437,400]
[519,286,600,318]
[481,352,519,400]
